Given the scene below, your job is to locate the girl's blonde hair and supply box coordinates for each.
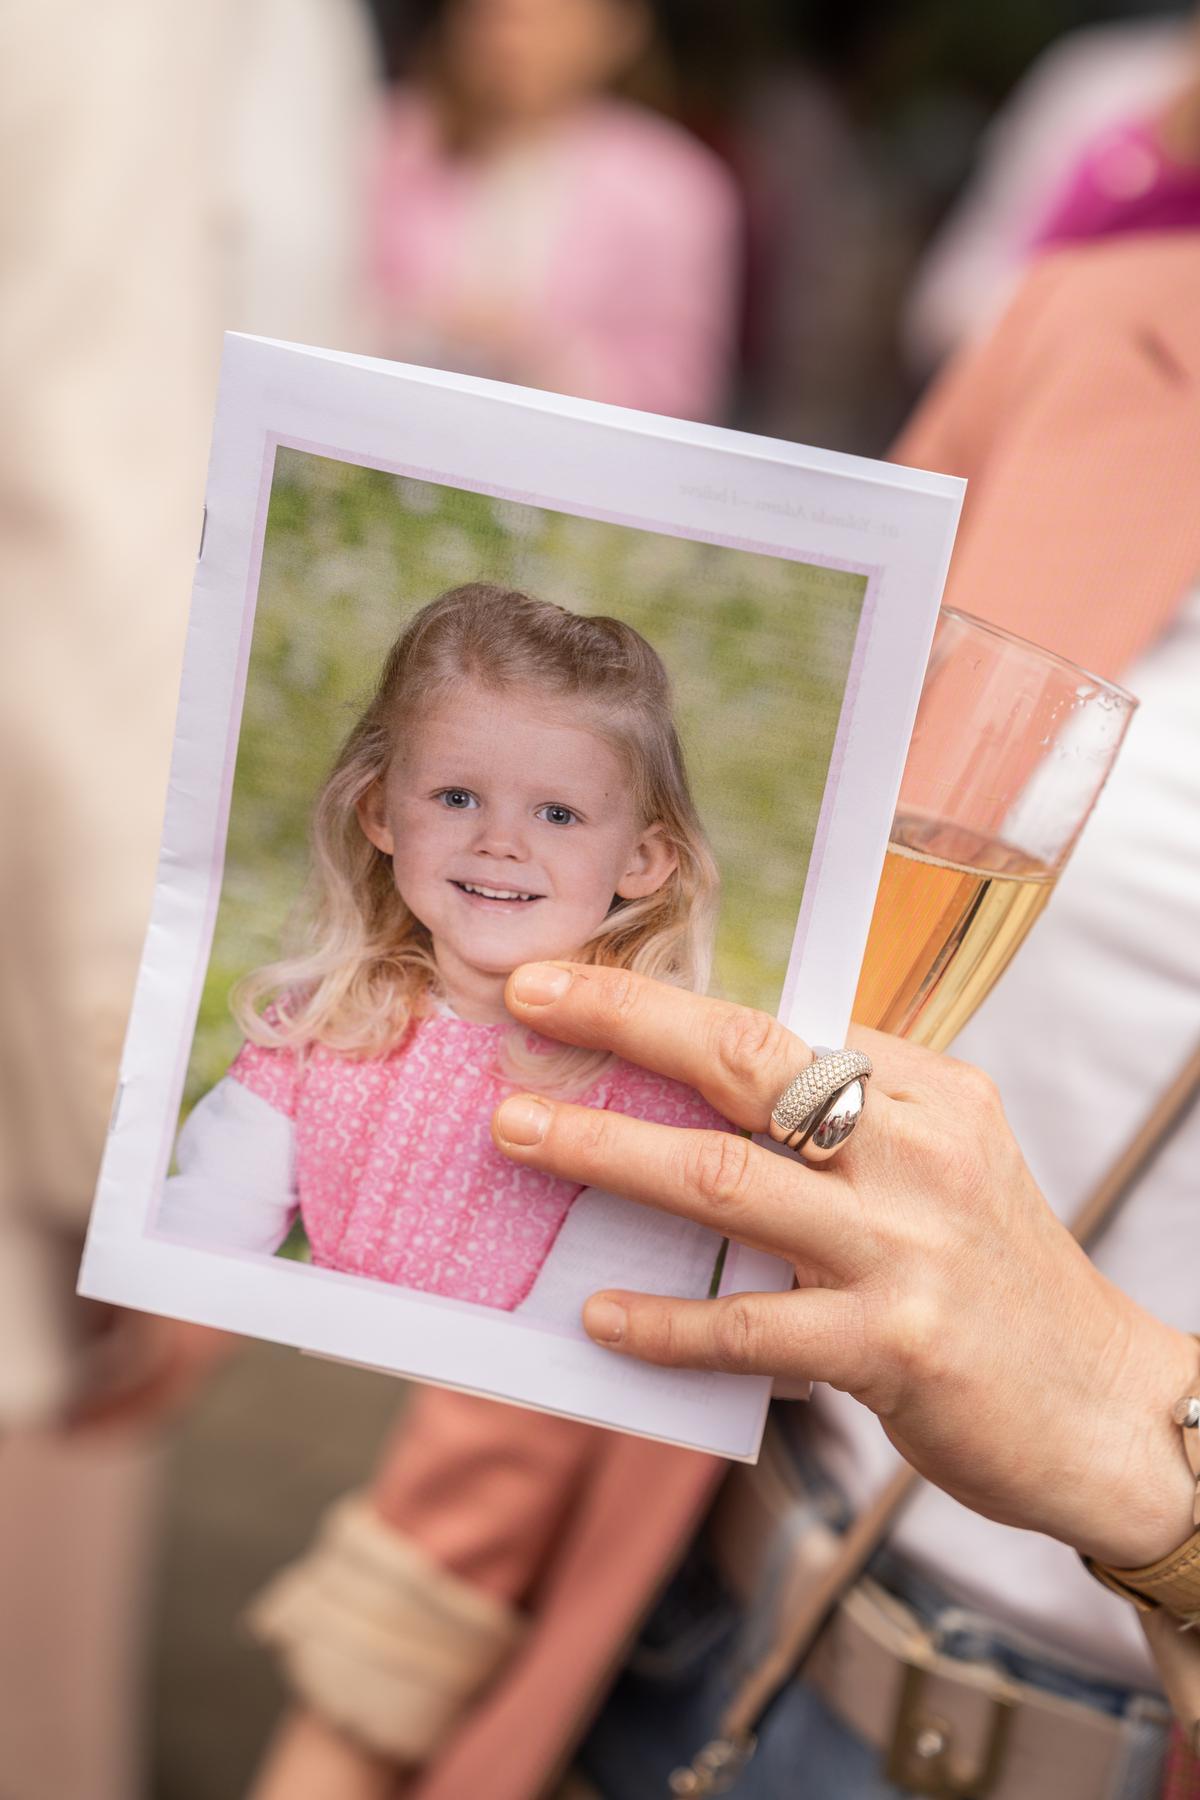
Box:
[234,582,718,1092]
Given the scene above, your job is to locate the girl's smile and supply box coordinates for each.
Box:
[357,680,676,1017]
[451,879,544,907]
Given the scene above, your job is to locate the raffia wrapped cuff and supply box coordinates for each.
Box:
[245,1493,527,1763]
[1086,1362,1200,1624]
[1084,1354,1200,1755]
[1087,1533,1200,1620]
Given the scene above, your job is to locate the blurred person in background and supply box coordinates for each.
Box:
[246,230,1200,1800]
[1029,13,1200,252]
[368,0,741,419]
[904,5,1194,372]
[0,2,379,1795]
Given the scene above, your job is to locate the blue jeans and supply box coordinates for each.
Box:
[577,1535,1170,1800]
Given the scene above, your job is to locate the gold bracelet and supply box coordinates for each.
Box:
[1085,1363,1200,1622]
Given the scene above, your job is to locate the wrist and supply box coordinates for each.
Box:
[1076,1321,1199,1569]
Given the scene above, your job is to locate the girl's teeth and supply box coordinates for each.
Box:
[461,883,534,901]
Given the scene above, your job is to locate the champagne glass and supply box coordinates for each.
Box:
[852,607,1136,1051]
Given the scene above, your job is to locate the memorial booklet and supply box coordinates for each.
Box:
[78,335,963,1460]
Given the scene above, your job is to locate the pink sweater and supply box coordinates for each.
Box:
[228,1014,728,1311]
[370,93,741,420]
[1032,117,1200,248]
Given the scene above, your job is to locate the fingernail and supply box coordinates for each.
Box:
[584,1297,627,1344]
[494,1094,553,1146]
[511,963,572,1005]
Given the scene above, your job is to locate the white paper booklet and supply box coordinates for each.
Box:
[78,335,963,1460]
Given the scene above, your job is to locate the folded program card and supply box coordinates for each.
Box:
[78,336,963,1459]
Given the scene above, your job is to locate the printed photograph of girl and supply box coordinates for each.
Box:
[156,447,867,1327]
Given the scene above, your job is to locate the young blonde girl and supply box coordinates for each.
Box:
[160,582,728,1311]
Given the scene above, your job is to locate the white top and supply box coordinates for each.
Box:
[810,585,1200,1685]
[163,1078,298,1255]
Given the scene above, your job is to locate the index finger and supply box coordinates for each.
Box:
[505,962,812,1133]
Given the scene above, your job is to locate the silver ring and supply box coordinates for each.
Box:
[769,1048,872,1165]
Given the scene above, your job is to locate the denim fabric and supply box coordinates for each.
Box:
[577,1539,908,1799]
[577,1459,1170,1800]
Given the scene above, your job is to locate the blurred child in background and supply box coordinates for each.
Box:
[370,0,741,418]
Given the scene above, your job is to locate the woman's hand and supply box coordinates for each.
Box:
[492,962,1198,1571]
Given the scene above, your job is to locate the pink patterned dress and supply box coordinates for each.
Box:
[224,1014,728,1311]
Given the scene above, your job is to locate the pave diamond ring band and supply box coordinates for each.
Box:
[768,1048,873,1165]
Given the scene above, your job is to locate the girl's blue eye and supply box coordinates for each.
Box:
[536,804,578,826]
[439,789,478,810]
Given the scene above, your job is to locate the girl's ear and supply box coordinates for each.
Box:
[616,824,677,900]
[356,782,395,856]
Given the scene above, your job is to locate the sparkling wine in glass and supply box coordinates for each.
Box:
[852,608,1136,1052]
